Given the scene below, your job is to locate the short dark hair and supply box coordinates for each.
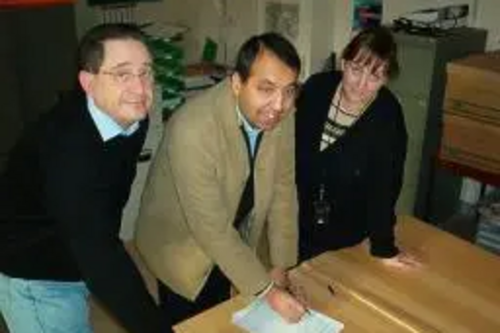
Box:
[234,32,301,82]
[77,23,148,73]
[342,26,399,79]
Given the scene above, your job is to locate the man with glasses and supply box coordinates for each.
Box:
[0,23,166,332]
[135,32,307,326]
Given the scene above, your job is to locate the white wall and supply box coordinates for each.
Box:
[474,0,500,50]
[331,0,353,61]
[74,0,500,61]
[75,0,258,65]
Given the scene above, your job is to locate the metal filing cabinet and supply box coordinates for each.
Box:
[388,28,487,223]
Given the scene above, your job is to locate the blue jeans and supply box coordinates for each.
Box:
[0,273,92,333]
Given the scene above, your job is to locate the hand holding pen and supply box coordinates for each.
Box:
[264,284,308,323]
[266,267,312,321]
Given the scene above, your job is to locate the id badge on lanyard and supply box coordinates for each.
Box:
[313,183,331,225]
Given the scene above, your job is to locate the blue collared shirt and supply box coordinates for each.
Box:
[236,106,261,156]
[87,97,139,142]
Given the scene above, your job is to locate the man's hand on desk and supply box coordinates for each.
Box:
[264,284,307,323]
[379,251,423,271]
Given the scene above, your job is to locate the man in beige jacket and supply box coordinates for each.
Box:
[135,32,305,327]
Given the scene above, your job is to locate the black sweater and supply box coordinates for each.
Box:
[295,71,407,260]
[0,91,164,333]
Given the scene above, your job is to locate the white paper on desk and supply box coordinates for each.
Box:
[232,298,344,333]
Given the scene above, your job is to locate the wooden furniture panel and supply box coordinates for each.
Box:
[444,51,500,126]
[174,216,500,333]
[441,113,500,174]
[307,219,500,332]
[441,51,500,176]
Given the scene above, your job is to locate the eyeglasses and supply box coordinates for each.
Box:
[345,62,387,83]
[256,83,300,105]
[99,68,154,85]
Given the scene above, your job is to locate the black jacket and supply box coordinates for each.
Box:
[0,90,164,333]
[295,71,407,260]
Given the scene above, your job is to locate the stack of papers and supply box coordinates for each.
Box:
[233,298,344,333]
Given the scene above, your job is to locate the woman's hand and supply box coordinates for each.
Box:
[379,251,423,271]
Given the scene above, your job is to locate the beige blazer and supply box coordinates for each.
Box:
[135,79,298,301]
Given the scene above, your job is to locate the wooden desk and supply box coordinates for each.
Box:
[174,216,500,332]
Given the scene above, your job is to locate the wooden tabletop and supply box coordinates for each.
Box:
[174,216,500,332]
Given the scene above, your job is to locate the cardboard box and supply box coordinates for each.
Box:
[441,51,500,174]
[441,113,500,174]
[444,51,500,125]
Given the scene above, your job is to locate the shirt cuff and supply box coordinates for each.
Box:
[370,243,399,258]
[255,281,274,298]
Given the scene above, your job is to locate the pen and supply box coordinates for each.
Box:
[304,306,312,316]
[285,285,311,316]
[327,284,335,297]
